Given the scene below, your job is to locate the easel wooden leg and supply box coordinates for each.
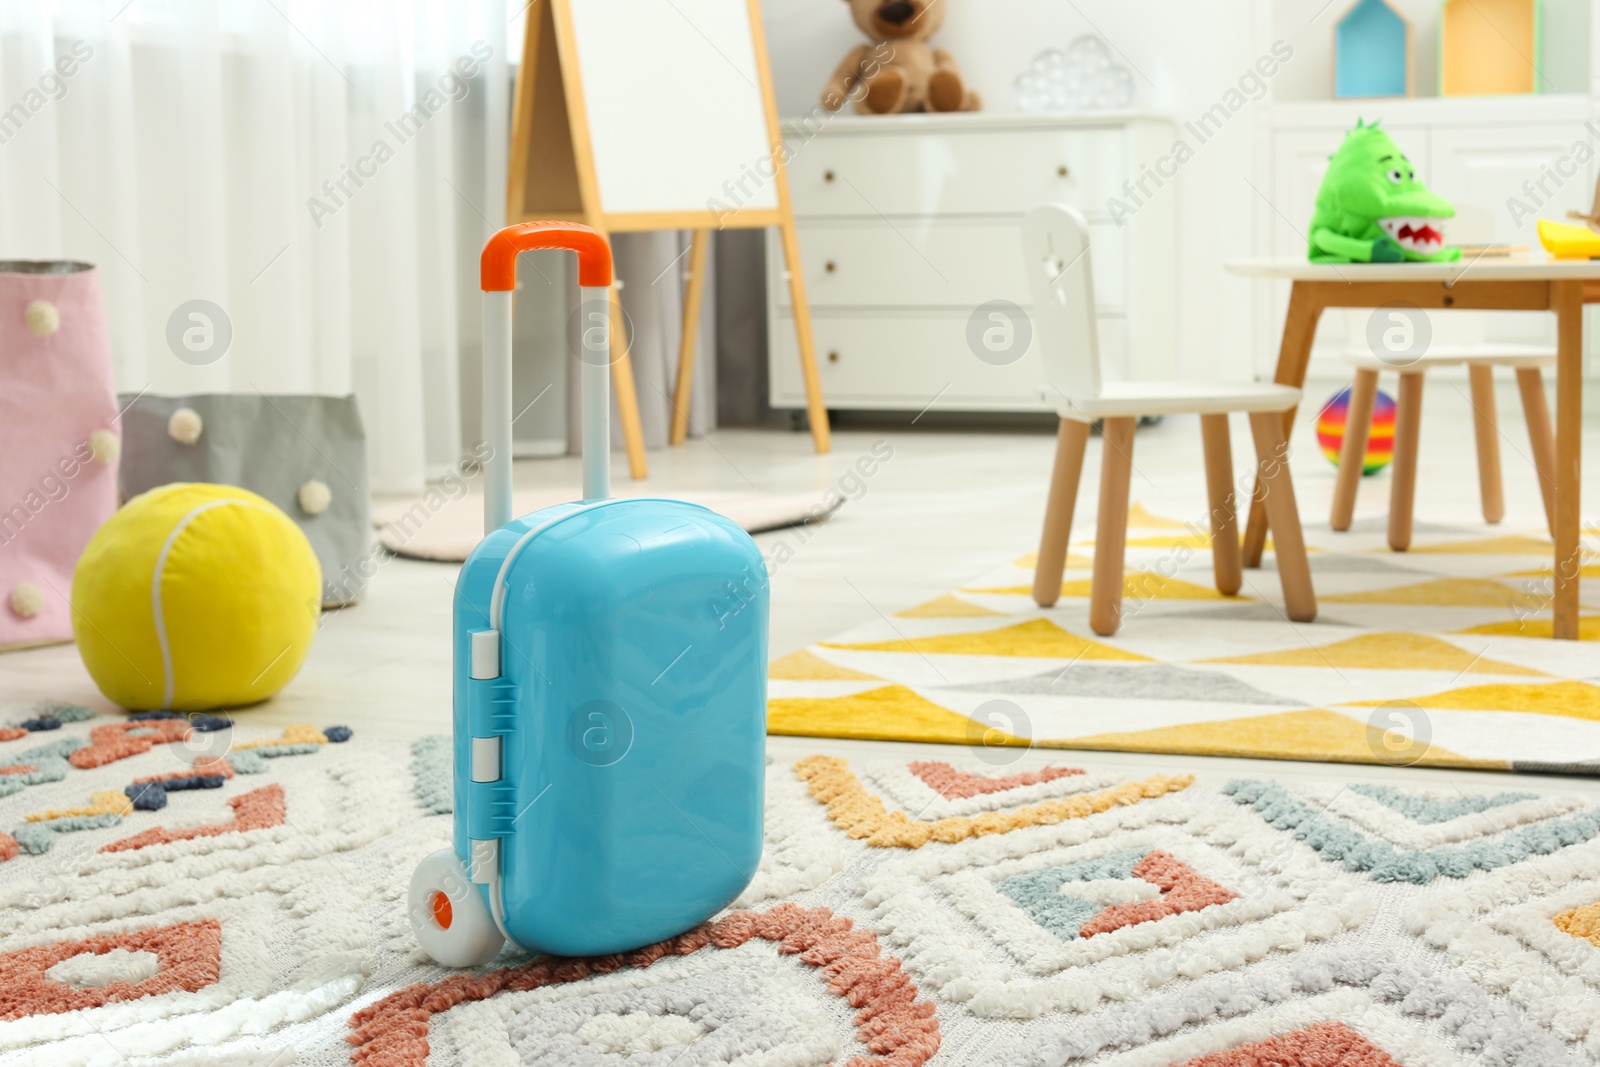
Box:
[1330,368,1377,532]
[607,282,650,480]
[1468,363,1505,525]
[1033,417,1090,608]
[779,216,831,453]
[1553,280,1584,639]
[669,229,712,446]
[1243,283,1322,567]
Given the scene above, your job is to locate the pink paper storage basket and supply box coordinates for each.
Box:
[0,261,119,650]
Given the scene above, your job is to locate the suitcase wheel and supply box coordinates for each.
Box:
[409,848,505,967]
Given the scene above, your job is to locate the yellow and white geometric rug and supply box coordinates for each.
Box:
[769,504,1600,775]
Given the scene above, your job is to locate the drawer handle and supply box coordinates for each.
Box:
[824,170,836,183]
[828,350,840,363]
[825,261,837,273]
[1057,165,1069,178]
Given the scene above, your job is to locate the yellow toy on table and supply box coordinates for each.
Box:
[1537,218,1600,259]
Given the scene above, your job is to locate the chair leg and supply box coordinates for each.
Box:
[1248,411,1317,623]
[1468,364,1505,525]
[1388,371,1424,552]
[1200,413,1242,596]
[1089,417,1137,636]
[1515,366,1558,536]
[1330,368,1378,532]
[1033,418,1091,607]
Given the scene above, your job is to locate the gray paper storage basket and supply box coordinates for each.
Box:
[117,393,372,607]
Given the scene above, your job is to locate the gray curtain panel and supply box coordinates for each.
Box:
[117,393,373,607]
[714,228,775,428]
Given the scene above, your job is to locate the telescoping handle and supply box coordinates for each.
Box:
[479,222,615,533]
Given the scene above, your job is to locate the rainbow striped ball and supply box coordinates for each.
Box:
[1317,385,1395,475]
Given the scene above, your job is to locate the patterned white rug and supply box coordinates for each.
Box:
[7,708,1600,1065]
[770,505,1600,775]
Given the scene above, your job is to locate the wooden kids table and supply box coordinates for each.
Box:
[1226,256,1600,639]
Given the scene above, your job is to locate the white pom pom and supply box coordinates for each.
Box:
[167,407,203,445]
[87,429,120,465]
[24,300,59,337]
[297,478,332,516]
[9,582,43,619]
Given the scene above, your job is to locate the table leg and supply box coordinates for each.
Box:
[1553,280,1584,639]
[1244,283,1323,568]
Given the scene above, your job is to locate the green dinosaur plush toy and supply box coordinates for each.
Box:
[1308,121,1460,263]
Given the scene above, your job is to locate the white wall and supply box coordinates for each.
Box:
[758,0,1274,379]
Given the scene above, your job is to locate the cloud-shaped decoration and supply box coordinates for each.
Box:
[1014,36,1136,114]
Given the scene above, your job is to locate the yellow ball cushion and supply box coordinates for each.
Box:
[72,483,322,711]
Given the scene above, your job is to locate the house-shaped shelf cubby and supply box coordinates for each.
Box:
[1440,0,1541,96]
[1335,0,1412,98]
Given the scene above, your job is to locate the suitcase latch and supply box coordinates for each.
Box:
[467,779,518,839]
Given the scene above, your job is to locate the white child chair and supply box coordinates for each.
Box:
[1024,203,1317,635]
[1329,309,1556,550]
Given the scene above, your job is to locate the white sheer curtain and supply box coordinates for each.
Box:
[0,0,508,494]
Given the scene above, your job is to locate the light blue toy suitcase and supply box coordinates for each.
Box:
[409,222,768,966]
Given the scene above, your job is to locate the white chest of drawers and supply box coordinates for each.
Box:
[767,112,1178,413]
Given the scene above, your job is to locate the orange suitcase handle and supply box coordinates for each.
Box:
[480,221,613,290]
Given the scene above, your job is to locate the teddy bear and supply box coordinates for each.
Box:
[821,0,981,115]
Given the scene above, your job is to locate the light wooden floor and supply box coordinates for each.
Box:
[7,385,1600,796]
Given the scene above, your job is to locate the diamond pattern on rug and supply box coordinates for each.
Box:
[15,727,1600,1064]
[0,920,220,1020]
[863,783,1364,1017]
[998,848,1236,941]
[795,754,1191,848]
[1347,782,1537,824]
[348,904,941,1066]
[100,783,285,853]
[1173,1022,1401,1067]
[503,957,841,1066]
[1227,778,1600,883]
[1410,834,1600,1053]
[1553,900,1600,947]
[908,760,1083,799]
[0,714,390,1062]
